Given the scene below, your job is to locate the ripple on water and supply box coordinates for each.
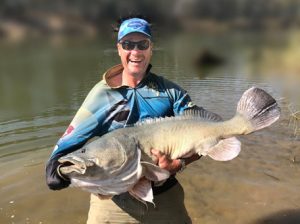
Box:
[0,114,71,159]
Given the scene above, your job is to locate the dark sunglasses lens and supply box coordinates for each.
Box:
[122,41,135,50]
[137,40,149,50]
[121,40,150,50]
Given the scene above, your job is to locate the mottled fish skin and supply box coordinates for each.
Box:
[59,87,280,203]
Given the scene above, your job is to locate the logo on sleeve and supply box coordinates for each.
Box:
[62,125,74,137]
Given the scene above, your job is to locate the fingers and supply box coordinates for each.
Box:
[151,149,173,170]
[151,149,162,157]
[151,149,161,164]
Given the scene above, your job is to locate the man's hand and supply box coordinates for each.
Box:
[151,149,183,174]
[151,149,202,174]
[46,154,71,190]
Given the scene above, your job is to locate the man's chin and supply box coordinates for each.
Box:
[128,68,145,76]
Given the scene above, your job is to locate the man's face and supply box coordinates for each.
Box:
[117,33,152,78]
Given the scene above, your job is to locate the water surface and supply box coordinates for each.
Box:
[0,31,299,224]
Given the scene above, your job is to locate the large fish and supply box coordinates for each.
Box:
[58,87,280,203]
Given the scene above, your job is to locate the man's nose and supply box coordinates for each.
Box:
[130,47,141,54]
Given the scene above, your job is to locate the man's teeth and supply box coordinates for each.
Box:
[129,59,141,63]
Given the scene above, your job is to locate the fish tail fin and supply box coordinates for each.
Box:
[236,87,280,134]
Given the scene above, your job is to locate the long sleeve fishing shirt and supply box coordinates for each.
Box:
[50,64,195,158]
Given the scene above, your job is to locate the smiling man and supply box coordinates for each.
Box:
[46,16,201,224]
[109,19,152,88]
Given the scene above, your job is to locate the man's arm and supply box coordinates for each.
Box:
[45,83,109,190]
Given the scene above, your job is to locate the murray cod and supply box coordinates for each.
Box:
[58,87,280,203]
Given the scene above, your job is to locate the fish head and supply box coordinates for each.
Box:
[58,138,133,181]
[58,152,103,180]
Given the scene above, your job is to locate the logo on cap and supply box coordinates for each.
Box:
[127,21,146,29]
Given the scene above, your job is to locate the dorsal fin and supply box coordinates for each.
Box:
[134,108,222,127]
[183,107,223,122]
[134,116,175,126]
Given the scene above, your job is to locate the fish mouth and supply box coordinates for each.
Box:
[58,156,95,175]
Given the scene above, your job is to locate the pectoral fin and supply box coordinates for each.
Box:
[129,178,154,204]
[140,161,170,181]
[207,137,241,161]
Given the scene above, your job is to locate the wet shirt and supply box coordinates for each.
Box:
[51,64,195,158]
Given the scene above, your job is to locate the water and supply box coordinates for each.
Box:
[0,31,299,224]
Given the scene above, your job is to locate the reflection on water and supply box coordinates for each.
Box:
[0,31,299,224]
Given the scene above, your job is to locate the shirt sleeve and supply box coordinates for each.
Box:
[160,77,196,115]
[50,81,111,158]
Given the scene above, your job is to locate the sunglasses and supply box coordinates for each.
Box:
[119,40,150,51]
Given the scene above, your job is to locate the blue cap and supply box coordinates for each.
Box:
[118,18,151,42]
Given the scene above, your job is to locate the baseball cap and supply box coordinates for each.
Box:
[118,18,152,42]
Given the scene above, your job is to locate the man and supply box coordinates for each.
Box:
[46,17,201,223]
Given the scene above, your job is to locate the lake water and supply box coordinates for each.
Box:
[0,30,299,224]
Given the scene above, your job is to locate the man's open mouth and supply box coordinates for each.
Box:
[129,59,142,64]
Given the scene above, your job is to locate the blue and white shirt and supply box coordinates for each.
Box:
[51,64,195,158]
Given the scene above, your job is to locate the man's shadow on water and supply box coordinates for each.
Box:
[254,209,300,224]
